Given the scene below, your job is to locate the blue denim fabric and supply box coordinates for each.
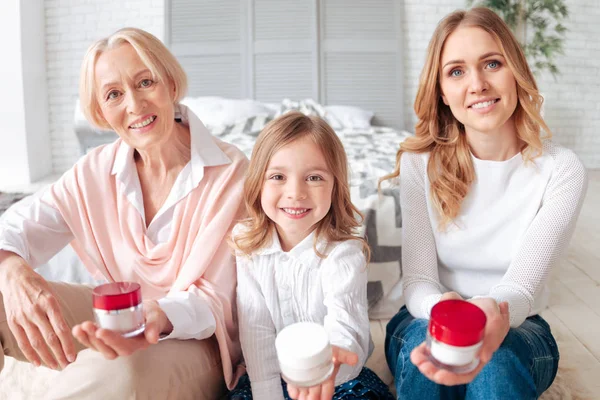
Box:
[385,306,559,400]
[228,367,394,399]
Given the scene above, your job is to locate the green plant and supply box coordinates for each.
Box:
[467,0,568,76]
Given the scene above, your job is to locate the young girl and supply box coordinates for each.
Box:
[383,7,587,400]
[228,112,393,400]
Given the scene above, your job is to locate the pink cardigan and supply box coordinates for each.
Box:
[47,137,248,389]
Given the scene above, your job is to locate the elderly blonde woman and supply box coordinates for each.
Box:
[0,28,247,399]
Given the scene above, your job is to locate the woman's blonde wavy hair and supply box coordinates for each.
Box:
[382,7,551,229]
[233,112,370,261]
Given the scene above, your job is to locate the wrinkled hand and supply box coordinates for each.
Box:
[286,346,358,400]
[72,299,172,360]
[0,252,76,370]
[410,299,510,386]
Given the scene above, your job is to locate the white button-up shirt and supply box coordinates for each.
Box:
[235,225,372,399]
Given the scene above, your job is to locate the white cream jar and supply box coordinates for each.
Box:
[92,282,145,338]
[275,322,334,387]
[426,299,487,374]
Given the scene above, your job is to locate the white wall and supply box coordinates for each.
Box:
[536,1,600,167]
[44,0,600,172]
[0,1,52,186]
[0,1,28,185]
[22,1,53,183]
[45,0,164,172]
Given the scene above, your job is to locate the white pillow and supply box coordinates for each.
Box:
[325,105,374,130]
[180,97,275,128]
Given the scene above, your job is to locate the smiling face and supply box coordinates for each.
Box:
[260,135,334,251]
[439,26,518,136]
[94,43,177,150]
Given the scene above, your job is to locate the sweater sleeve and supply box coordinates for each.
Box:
[400,152,444,319]
[484,147,588,327]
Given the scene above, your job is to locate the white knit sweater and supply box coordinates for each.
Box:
[401,140,588,327]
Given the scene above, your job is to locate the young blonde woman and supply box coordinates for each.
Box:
[0,28,246,398]
[384,7,587,400]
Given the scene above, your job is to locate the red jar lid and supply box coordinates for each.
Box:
[429,300,487,346]
[92,282,142,311]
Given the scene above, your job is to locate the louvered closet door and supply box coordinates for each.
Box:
[168,0,246,98]
[320,0,404,129]
[252,0,317,102]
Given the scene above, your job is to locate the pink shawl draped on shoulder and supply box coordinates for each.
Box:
[46,138,248,389]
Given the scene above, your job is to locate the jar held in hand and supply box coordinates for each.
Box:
[427,299,487,374]
[92,282,145,338]
[275,322,334,387]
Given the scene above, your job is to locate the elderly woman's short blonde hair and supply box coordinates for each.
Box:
[79,27,188,129]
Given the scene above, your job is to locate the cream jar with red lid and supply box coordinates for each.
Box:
[426,299,487,373]
[275,322,334,387]
[92,282,145,338]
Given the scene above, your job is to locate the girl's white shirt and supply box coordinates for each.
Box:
[234,224,372,400]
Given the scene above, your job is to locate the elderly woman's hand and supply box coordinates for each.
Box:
[410,299,510,386]
[0,251,76,370]
[72,299,172,359]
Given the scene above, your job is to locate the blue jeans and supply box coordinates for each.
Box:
[385,306,559,400]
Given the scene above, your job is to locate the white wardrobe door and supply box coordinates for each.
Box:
[321,0,404,128]
[324,53,399,128]
[166,0,405,128]
[179,55,242,98]
[322,0,396,40]
[170,0,241,43]
[254,0,312,41]
[168,0,245,98]
[252,0,317,103]
[255,53,314,102]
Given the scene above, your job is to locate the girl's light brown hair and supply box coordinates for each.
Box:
[382,7,551,229]
[79,27,187,129]
[234,112,370,261]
